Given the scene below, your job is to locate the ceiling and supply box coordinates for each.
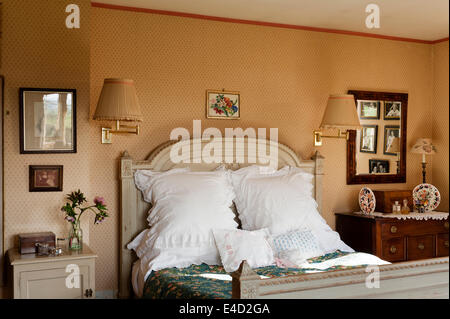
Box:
[92,0,449,41]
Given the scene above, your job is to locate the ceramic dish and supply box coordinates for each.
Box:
[412,183,440,212]
[359,187,376,215]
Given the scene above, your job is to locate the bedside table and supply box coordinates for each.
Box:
[7,244,97,299]
[336,212,449,262]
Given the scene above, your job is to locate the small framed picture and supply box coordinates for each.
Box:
[384,125,400,155]
[369,159,390,174]
[360,125,378,154]
[20,88,76,154]
[359,100,380,119]
[29,165,63,192]
[384,101,401,120]
[206,90,240,119]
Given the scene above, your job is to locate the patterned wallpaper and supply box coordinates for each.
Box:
[90,7,439,291]
[1,0,92,267]
[0,1,446,294]
[432,41,449,212]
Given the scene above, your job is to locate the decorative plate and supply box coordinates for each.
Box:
[359,187,376,215]
[412,183,441,212]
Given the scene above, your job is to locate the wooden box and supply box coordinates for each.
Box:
[373,190,413,213]
[18,232,55,254]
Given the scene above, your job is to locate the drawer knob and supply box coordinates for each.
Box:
[418,243,425,250]
[390,246,397,254]
[445,241,449,248]
[390,226,398,234]
[444,222,449,230]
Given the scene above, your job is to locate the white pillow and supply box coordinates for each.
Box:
[213,228,275,273]
[130,169,238,278]
[230,165,354,254]
[230,165,315,234]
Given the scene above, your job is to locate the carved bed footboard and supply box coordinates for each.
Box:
[232,258,449,299]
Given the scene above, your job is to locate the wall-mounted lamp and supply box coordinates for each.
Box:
[313,94,361,146]
[93,78,143,144]
[411,138,436,183]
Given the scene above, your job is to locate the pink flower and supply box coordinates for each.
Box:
[94,196,105,206]
[65,216,76,223]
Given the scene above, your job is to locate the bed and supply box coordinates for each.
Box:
[119,138,449,299]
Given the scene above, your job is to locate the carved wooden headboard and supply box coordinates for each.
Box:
[118,138,324,298]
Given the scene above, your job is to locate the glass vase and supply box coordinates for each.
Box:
[68,220,83,250]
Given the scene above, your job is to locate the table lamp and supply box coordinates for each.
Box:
[411,138,436,183]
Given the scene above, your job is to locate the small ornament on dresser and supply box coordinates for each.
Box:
[359,187,376,215]
[61,190,109,250]
[412,183,440,213]
[401,199,410,215]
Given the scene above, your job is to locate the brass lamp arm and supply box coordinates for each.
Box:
[313,129,349,146]
[101,120,140,143]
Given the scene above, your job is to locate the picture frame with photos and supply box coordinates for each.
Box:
[384,125,400,155]
[359,100,380,119]
[384,101,401,120]
[29,165,63,192]
[369,159,390,174]
[360,125,378,154]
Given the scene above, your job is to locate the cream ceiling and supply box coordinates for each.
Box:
[92,0,449,41]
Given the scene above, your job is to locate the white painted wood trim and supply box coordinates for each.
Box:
[232,258,449,299]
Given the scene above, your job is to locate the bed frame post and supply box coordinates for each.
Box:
[311,151,324,215]
[231,260,261,299]
[119,151,134,299]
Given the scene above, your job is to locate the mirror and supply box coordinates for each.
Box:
[346,90,408,184]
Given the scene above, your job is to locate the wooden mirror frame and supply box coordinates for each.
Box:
[347,90,408,184]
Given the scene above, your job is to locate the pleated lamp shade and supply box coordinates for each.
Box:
[320,94,361,130]
[93,79,143,122]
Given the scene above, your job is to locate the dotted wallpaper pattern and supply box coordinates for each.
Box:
[1,0,93,274]
[0,0,447,294]
[432,41,449,212]
[90,7,443,291]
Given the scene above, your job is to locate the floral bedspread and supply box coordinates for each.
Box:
[142,250,360,299]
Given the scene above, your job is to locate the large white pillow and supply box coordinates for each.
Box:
[230,165,353,254]
[129,169,238,278]
[213,228,275,272]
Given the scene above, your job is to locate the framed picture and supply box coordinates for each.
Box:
[384,125,400,155]
[384,101,401,120]
[20,88,76,154]
[360,125,378,154]
[29,165,63,192]
[206,90,240,119]
[369,159,390,174]
[359,100,380,119]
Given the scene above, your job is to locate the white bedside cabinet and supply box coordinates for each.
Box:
[7,245,97,299]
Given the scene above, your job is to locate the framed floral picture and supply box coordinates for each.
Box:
[206,90,240,119]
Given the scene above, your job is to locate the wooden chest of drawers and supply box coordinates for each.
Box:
[335,212,449,262]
